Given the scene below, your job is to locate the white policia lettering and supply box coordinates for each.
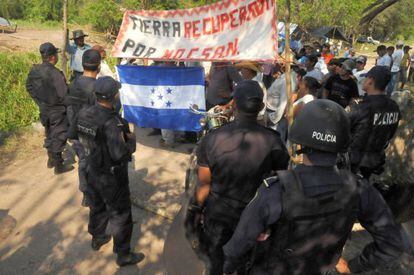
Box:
[312,131,337,143]
[373,112,399,126]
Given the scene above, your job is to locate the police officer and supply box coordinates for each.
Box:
[191,80,290,274]
[73,77,144,266]
[222,100,404,274]
[26,42,74,175]
[67,49,101,206]
[348,66,400,179]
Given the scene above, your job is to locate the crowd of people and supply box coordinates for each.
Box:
[23,28,412,274]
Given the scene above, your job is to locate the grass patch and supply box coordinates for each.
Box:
[12,19,61,30]
[0,52,40,132]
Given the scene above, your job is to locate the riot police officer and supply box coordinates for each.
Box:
[67,49,101,206]
[223,100,404,274]
[348,66,400,179]
[26,42,74,174]
[191,80,290,274]
[73,77,144,266]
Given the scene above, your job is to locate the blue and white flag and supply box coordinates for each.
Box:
[117,65,206,132]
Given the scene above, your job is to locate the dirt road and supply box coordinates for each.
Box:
[0,27,112,53]
[0,126,192,274]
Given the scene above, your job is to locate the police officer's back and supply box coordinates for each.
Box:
[193,80,290,274]
[348,66,400,179]
[66,49,101,207]
[74,77,144,266]
[223,100,404,274]
[26,42,73,174]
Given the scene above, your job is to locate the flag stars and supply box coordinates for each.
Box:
[151,101,155,106]
[151,88,156,94]
[158,94,163,100]
[166,88,173,94]
[166,101,172,108]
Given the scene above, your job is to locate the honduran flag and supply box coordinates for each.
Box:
[117,65,206,132]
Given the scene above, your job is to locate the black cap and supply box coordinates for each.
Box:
[341,59,356,73]
[360,66,392,86]
[94,77,122,100]
[39,42,60,57]
[233,80,264,114]
[82,49,101,66]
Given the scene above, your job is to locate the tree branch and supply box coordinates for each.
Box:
[360,0,400,25]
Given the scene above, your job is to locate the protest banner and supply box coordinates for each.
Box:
[112,0,278,62]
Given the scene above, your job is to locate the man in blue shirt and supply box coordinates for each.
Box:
[66,29,91,82]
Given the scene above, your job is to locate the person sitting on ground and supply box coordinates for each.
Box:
[323,59,359,108]
[304,55,324,82]
[293,76,320,118]
[352,56,368,97]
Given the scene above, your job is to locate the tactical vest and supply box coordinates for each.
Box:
[26,63,60,106]
[67,77,95,114]
[262,169,359,275]
[365,97,400,153]
[76,106,114,171]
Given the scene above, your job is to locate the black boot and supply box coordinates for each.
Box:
[53,153,74,175]
[91,235,111,251]
[116,252,145,267]
[47,153,55,169]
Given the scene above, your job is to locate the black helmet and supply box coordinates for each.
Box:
[289,99,350,153]
[94,76,121,100]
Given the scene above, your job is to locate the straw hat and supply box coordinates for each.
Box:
[235,61,262,72]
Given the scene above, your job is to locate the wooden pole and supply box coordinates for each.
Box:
[61,0,68,78]
[284,0,293,128]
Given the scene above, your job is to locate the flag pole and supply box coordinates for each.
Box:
[284,0,293,128]
[62,0,68,78]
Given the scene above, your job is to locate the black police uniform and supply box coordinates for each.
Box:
[196,116,290,274]
[348,94,400,179]
[74,102,136,255]
[26,44,69,168]
[222,165,404,274]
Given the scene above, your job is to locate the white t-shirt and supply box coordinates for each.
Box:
[391,49,404,72]
[97,60,115,79]
[377,55,392,68]
[315,58,329,75]
[293,94,315,107]
[352,69,367,96]
[305,68,324,82]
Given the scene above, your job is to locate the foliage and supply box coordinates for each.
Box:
[0,53,40,131]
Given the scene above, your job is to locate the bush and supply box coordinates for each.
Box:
[0,52,40,131]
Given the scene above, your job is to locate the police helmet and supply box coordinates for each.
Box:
[94,76,122,100]
[289,99,350,153]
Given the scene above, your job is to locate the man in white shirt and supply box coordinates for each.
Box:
[352,56,368,96]
[387,41,404,95]
[92,45,115,79]
[375,45,392,68]
[304,55,324,82]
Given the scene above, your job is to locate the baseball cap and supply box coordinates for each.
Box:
[360,66,392,86]
[94,76,122,100]
[39,42,61,57]
[82,49,101,66]
[341,59,356,73]
[233,80,264,114]
[355,56,367,64]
